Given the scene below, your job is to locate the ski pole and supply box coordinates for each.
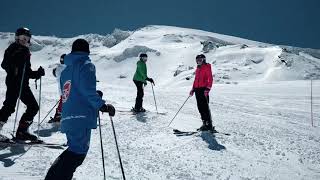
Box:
[167,96,191,127]
[311,79,314,127]
[109,116,126,180]
[36,77,42,139]
[151,84,158,113]
[98,113,106,180]
[12,63,27,135]
[39,99,60,126]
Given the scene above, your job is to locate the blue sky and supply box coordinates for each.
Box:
[0,0,319,48]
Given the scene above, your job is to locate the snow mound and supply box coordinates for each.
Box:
[81,29,132,48]
[161,34,184,43]
[111,28,132,44]
[113,45,161,62]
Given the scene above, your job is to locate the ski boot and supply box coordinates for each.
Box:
[138,107,146,112]
[197,124,212,131]
[197,123,216,133]
[15,130,38,141]
[132,107,146,113]
[15,120,37,141]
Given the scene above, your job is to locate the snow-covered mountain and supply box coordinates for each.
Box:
[1,25,320,86]
[0,25,319,180]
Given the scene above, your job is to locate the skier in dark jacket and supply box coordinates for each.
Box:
[189,54,214,132]
[132,53,154,112]
[0,27,45,140]
[45,39,115,180]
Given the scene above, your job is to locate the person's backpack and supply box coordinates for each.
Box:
[1,43,21,71]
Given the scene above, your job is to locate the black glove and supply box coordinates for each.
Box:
[96,90,103,98]
[146,77,155,85]
[38,66,45,77]
[100,104,115,116]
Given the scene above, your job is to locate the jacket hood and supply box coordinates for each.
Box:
[64,52,90,66]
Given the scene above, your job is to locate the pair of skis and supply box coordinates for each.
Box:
[117,108,167,115]
[0,134,66,149]
[173,129,230,136]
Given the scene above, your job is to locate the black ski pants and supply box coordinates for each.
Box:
[195,88,212,126]
[134,80,144,109]
[45,149,86,180]
[0,76,39,130]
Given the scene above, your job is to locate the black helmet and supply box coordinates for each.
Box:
[196,54,206,59]
[139,53,148,58]
[72,39,90,54]
[15,27,31,37]
[60,54,66,64]
[196,54,206,64]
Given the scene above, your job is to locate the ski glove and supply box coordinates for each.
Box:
[146,77,155,85]
[189,89,194,96]
[96,90,103,98]
[35,66,45,79]
[204,88,210,97]
[100,104,115,117]
[38,66,45,76]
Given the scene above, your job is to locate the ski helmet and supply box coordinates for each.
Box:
[139,53,147,58]
[15,27,31,37]
[71,39,90,54]
[196,54,206,63]
[196,54,206,59]
[60,54,66,64]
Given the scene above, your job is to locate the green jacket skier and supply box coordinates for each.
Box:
[132,53,154,112]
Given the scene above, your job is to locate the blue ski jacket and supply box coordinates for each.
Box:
[60,52,105,133]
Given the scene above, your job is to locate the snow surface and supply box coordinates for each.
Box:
[0,25,319,180]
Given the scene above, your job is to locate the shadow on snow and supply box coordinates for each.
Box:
[200,132,226,151]
[0,145,31,167]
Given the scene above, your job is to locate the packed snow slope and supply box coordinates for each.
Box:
[0,25,319,180]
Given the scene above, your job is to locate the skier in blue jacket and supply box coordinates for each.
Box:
[45,39,115,180]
